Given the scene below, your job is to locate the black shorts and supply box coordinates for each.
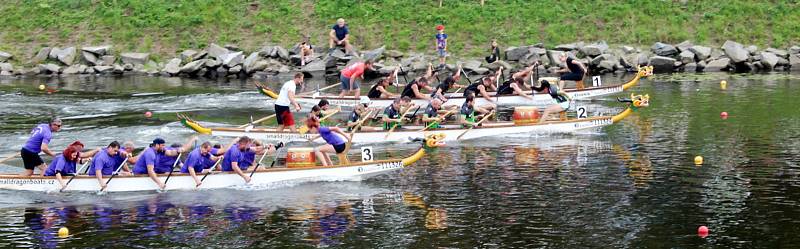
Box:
[274,104,292,125]
[20,148,44,170]
[333,143,347,154]
[497,85,514,95]
[560,72,584,81]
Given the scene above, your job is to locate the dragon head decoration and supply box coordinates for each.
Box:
[630,93,650,108]
[637,66,654,77]
[424,133,447,149]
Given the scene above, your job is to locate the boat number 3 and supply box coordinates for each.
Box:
[576,106,588,119]
[592,76,602,87]
[361,147,374,162]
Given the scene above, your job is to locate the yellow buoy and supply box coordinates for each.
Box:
[694,156,703,165]
[720,80,727,90]
[39,84,46,91]
[58,227,69,238]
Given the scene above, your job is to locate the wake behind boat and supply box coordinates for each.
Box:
[257,66,653,108]
[180,94,651,144]
[0,135,446,193]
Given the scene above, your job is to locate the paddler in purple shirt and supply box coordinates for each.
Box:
[132,138,184,190]
[89,141,132,190]
[154,136,197,175]
[181,142,222,188]
[19,118,61,176]
[43,144,81,189]
[305,116,350,167]
[221,136,254,183]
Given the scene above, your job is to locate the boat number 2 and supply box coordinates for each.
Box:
[576,106,588,119]
[592,76,602,87]
[361,147,374,162]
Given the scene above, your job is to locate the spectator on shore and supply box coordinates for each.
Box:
[300,40,314,66]
[329,18,353,55]
[434,25,448,69]
[485,39,500,63]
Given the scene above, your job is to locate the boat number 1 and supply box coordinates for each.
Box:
[361,147,374,162]
[592,76,602,87]
[576,106,588,119]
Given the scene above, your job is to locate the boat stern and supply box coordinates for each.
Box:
[177,114,212,135]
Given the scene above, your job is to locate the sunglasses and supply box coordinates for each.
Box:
[53,124,62,127]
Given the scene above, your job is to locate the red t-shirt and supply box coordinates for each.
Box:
[342,62,366,79]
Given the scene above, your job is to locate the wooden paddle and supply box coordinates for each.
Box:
[199,155,224,185]
[60,158,94,192]
[161,152,184,187]
[249,142,284,178]
[0,154,18,164]
[348,110,375,137]
[384,105,417,139]
[419,109,456,131]
[301,82,341,95]
[96,156,129,193]
[237,114,276,128]
[457,110,495,140]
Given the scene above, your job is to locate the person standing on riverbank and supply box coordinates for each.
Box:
[338,60,374,99]
[434,25,448,69]
[329,18,353,55]
[276,73,304,132]
[485,39,500,63]
[19,118,62,176]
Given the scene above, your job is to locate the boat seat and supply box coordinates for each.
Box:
[559,111,567,121]
[576,79,585,89]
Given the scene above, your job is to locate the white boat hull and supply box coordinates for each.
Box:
[0,160,407,192]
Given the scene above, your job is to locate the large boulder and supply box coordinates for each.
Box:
[581,41,608,57]
[689,45,712,60]
[760,52,779,70]
[163,58,182,75]
[554,43,579,51]
[765,48,789,58]
[100,55,116,66]
[591,53,616,66]
[684,62,698,72]
[32,47,51,63]
[790,46,800,55]
[385,50,403,58]
[0,51,12,62]
[790,54,800,71]
[219,51,244,68]
[275,46,290,60]
[505,46,533,61]
[258,46,275,58]
[362,46,385,62]
[651,42,678,57]
[180,50,199,62]
[705,58,731,72]
[81,45,111,55]
[249,60,269,72]
[462,60,483,72]
[679,50,695,64]
[598,60,616,71]
[93,65,113,73]
[485,60,513,71]
[180,59,207,73]
[745,45,758,55]
[62,65,82,74]
[721,40,749,63]
[546,50,565,67]
[229,65,242,74]
[82,51,99,65]
[675,40,693,52]
[120,53,150,65]
[38,63,61,74]
[648,56,676,73]
[243,52,259,73]
[50,47,77,65]
[300,59,326,73]
[207,43,229,59]
[622,46,637,54]
[0,63,13,72]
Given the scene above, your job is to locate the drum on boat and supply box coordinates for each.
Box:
[287,148,316,168]
[513,106,540,125]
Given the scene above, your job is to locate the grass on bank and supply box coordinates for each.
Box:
[0,0,798,63]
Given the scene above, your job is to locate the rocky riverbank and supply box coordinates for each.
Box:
[0,40,799,80]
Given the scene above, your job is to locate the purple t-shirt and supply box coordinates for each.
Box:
[435,33,448,49]
[221,146,245,172]
[22,124,52,153]
[89,148,119,176]
[240,148,257,168]
[156,147,181,171]
[132,147,163,174]
[319,127,346,146]
[44,155,76,176]
[181,148,213,173]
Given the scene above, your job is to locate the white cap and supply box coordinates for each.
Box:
[360,96,371,104]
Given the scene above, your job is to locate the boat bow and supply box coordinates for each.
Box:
[401,133,446,166]
[621,66,654,90]
[612,93,650,123]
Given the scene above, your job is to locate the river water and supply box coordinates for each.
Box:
[0,72,799,248]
